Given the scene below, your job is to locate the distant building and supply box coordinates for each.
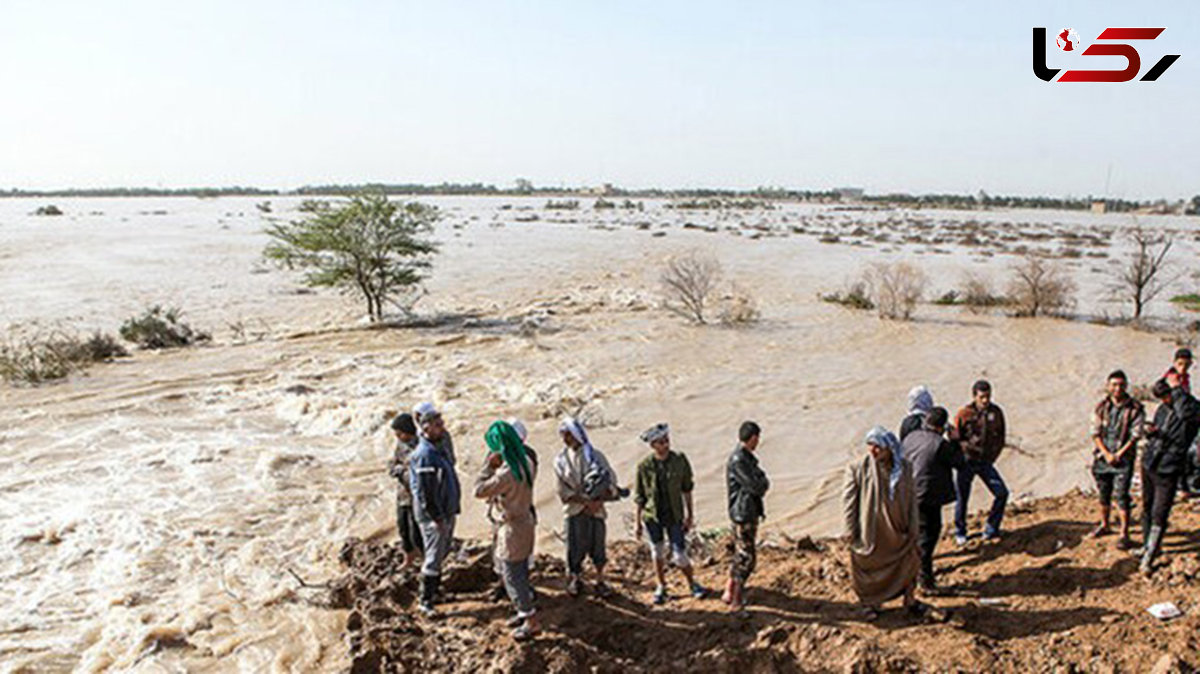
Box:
[1091,200,1107,214]
[836,187,864,201]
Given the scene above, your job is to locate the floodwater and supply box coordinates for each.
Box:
[0,196,1197,671]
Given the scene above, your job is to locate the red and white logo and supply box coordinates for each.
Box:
[1056,28,1080,51]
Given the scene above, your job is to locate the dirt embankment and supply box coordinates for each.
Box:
[331,491,1200,673]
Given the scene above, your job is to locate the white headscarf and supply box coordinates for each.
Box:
[639,422,670,445]
[864,425,904,498]
[558,417,596,465]
[508,418,528,443]
[907,386,934,416]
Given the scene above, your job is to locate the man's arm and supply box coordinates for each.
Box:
[730,456,769,497]
[683,490,695,532]
[474,459,506,499]
[412,457,443,521]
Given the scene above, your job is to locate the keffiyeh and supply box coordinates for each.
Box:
[907,386,934,416]
[639,423,670,444]
[864,425,904,498]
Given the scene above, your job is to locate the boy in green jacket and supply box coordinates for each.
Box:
[635,423,709,605]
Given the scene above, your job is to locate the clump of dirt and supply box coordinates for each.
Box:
[336,491,1200,672]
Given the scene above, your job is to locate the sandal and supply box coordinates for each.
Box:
[1089,524,1111,538]
[859,605,881,622]
[907,601,949,623]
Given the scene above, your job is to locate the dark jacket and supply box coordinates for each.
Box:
[1143,387,1200,477]
[899,413,924,442]
[409,436,462,522]
[902,426,963,506]
[727,445,770,524]
[955,402,1006,464]
[635,451,694,525]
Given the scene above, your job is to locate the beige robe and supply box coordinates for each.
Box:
[842,454,920,605]
[474,461,537,562]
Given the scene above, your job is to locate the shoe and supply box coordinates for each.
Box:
[983,530,1001,542]
[1115,536,1134,551]
[594,581,613,599]
[954,534,969,547]
[418,574,440,617]
[566,576,582,597]
[506,614,526,628]
[652,586,667,605]
[512,621,539,642]
[690,582,709,599]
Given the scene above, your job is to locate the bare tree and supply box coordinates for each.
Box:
[1116,226,1175,320]
[862,261,927,320]
[661,250,722,324]
[1008,254,1076,318]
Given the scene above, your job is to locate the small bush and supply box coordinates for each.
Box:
[1170,293,1200,312]
[933,290,960,306]
[661,251,722,324]
[1008,254,1076,318]
[34,205,63,216]
[0,329,127,385]
[862,261,927,320]
[544,200,579,210]
[718,283,761,326]
[960,273,1012,314]
[593,198,616,210]
[821,282,875,311]
[119,306,210,349]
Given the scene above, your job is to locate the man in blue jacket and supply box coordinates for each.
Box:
[409,405,462,616]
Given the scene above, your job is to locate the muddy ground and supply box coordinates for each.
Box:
[332,490,1200,673]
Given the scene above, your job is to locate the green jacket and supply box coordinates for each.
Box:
[635,451,694,524]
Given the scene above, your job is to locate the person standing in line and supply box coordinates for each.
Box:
[387,412,423,567]
[901,407,963,595]
[724,421,769,611]
[1088,370,1144,549]
[1134,373,1200,574]
[842,426,937,621]
[409,406,462,616]
[554,417,621,598]
[474,421,540,641]
[952,380,1008,545]
[635,423,709,605]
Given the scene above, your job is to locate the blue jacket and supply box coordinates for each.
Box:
[409,436,462,522]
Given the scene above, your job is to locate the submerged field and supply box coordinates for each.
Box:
[0,196,1197,671]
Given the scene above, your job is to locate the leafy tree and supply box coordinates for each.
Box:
[264,192,439,322]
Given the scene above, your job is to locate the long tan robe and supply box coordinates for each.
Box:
[842,454,920,605]
[474,461,537,562]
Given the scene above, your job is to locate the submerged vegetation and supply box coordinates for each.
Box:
[0,329,127,384]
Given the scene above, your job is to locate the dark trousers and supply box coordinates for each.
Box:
[1141,470,1180,533]
[397,503,424,554]
[917,500,943,584]
[954,460,1008,537]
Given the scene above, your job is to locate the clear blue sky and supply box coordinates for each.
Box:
[1,1,1196,198]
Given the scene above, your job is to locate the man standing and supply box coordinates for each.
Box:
[1135,373,1200,574]
[901,407,962,594]
[635,423,709,604]
[724,421,769,611]
[409,405,462,616]
[554,417,620,598]
[387,412,422,566]
[953,380,1008,545]
[1089,370,1144,549]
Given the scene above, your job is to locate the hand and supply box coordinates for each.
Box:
[684,515,694,533]
[635,523,644,541]
[1101,449,1115,464]
[486,452,504,469]
[585,500,603,516]
[1167,371,1181,389]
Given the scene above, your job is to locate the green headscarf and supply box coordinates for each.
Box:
[485,420,533,486]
